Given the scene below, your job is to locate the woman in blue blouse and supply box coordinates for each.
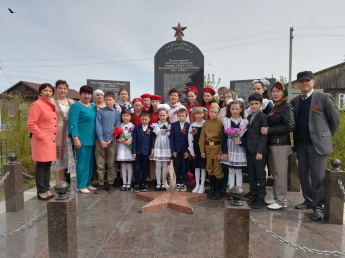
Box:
[68,85,97,194]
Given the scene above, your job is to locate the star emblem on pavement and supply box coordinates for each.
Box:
[136,191,207,215]
[172,22,187,40]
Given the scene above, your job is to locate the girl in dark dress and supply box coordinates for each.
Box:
[188,107,207,193]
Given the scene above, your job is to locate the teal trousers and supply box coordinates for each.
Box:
[75,145,95,189]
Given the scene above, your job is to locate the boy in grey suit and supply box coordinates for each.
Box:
[291,71,340,221]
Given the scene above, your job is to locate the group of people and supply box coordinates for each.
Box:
[27,70,340,222]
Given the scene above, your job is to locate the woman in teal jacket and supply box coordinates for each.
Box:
[68,85,97,193]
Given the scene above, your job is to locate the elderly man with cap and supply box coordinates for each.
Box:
[290,71,340,221]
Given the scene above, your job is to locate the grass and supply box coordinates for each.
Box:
[0,177,37,202]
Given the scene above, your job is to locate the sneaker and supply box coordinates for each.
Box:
[126,184,131,191]
[295,201,312,210]
[267,203,287,210]
[198,186,205,194]
[121,185,126,191]
[155,185,161,191]
[265,199,275,205]
[134,185,141,193]
[175,184,181,191]
[94,185,104,194]
[161,184,166,191]
[141,185,147,192]
[108,185,115,194]
[192,185,199,193]
[180,184,187,192]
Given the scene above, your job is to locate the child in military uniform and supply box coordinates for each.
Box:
[199,103,223,200]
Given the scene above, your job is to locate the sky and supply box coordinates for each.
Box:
[1,0,345,99]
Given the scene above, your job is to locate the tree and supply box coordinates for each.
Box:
[279,75,288,84]
[204,73,221,91]
[0,94,35,175]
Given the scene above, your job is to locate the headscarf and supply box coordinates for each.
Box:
[93,89,104,100]
[271,82,288,106]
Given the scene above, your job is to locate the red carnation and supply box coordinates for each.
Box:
[112,127,124,137]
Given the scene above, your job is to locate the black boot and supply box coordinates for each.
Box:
[212,177,223,200]
[207,176,215,198]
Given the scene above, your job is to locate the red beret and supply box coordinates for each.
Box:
[203,87,215,96]
[132,98,143,104]
[186,86,198,95]
[150,94,162,101]
[140,93,151,99]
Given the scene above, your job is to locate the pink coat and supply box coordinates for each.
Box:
[27,96,57,162]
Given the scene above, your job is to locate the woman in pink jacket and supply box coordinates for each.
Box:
[27,83,58,201]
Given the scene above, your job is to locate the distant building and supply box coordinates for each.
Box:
[292,62,345,109]
[0,81,80,128]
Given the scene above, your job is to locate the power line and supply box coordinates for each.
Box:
[0,66,13,84]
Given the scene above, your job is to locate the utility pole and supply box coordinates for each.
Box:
[288,27,294,100]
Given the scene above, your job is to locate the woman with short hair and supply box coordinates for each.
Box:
[167,88,189,123]
[27,83,57,200]
[50,80,76,184]
[68,85,97,194]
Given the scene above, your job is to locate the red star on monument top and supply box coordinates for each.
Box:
[172,22,187,41]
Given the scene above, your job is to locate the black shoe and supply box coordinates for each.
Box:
[244,191,251,199]
[310,210,323,221]
[108,185,115,194]
[212,191,221,200]
[252,198,265,209]
[114,178,120,187]
[134,185,141,192]
[247,197,257,206]
[151,179,157,188]
[141,184,147,192]
[94,185,104,194]
[37,194,50,201]
[295,201,312,210]
[207,176,215,198]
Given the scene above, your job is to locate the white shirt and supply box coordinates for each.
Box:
[302,89,314,100]
[188,120,205,157]
[180,122,185,130]
[142,125,148,131]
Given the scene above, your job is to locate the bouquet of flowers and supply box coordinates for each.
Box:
[112,127,132,150]
[224,127,242,139]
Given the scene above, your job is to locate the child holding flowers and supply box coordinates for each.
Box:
[221,99,248,195]
[116,109,135,191]
[150,104,171,191]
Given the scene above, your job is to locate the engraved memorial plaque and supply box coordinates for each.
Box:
[87,79,130,103]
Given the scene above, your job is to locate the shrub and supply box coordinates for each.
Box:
[328,111,345,170]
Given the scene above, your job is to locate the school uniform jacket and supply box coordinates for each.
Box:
[246,111,269,155]
[131,124,152,156]
[170,121,190,154]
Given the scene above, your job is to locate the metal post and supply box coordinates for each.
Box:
[288,27,294,100]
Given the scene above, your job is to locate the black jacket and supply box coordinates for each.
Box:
[246,111,269,155]
[267,101,294,146]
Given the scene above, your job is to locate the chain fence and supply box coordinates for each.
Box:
[0,211,47,239]
[0,171,10,185]
[337,179,345,196]
[250,216,345,256]
[22,171,35,179]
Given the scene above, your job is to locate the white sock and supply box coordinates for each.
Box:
[161,162,167,185]
[228,168,235,189]
[155,161,162,185]
[200,169,206,188]
[194,168,200,188]
[121,163,127,185]
[234,169,242,187]
[126,163,133,185]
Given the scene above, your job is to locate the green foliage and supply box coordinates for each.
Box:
[0,94,35,175]
[328,111,345,170]
[204,73,221,91]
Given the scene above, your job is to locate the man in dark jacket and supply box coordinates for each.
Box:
[291,71,340,221]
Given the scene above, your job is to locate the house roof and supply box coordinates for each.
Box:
[1,81,80,100]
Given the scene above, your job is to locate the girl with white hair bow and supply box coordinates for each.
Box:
[246,79,273,115]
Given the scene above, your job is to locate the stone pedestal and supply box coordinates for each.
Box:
[324,169,345,224]
[47,196,77,258]
[288,153,300,192]
[4,161,24,212]
[224,201,249,258]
